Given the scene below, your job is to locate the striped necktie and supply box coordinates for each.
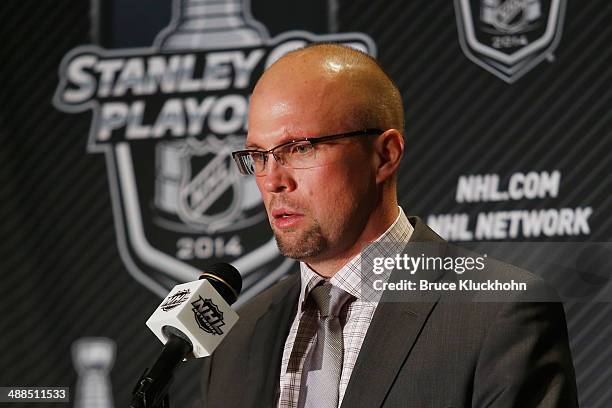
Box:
[299,282,353,408]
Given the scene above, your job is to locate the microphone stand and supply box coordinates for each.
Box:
[130,334,192,408]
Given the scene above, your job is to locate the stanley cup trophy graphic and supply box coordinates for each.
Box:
[152,0,293,304]
[72,338,116,408]
[155,0,267,49]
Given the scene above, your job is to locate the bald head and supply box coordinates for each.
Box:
[252,43,404,133]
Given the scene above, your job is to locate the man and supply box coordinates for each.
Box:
[200,43,578,407]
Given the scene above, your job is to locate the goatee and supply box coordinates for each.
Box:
[274,221,328,260]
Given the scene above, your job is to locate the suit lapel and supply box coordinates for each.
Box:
[341,217,446,408]
[242,275,301,407]
[340,299,438,408]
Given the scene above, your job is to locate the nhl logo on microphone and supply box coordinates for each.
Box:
[146,279,238,358]
[160,289,191,311]
[191,296,225,335]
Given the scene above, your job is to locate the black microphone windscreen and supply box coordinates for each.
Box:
[199,263,242,305]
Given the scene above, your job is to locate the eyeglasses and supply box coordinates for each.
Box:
[231,128,383,176]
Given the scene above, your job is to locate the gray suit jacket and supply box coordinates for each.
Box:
[200,217,578,407]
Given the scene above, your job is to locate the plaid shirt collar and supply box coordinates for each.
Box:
[298,206,413,312]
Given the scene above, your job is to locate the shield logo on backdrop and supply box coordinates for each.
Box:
[53,0,376,304]
[454,0,566,83]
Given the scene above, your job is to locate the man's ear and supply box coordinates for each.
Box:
[374,129,404,184]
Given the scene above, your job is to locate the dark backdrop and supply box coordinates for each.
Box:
[1,1,611,407]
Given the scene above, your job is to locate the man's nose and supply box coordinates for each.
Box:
[262,155,296,193]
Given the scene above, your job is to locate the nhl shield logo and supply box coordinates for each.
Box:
[160,289,191,311]
[53,0,376,303]
[192,296,225,335]
[454,0,566,83]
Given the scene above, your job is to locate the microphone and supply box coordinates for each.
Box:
[130,263,242,408]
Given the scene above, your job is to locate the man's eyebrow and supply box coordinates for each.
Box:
[245,142,262,150]
[245,133,302,150]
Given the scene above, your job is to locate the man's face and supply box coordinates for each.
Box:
[246,69,378,262]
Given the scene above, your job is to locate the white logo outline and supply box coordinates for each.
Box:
[454,0,566,83]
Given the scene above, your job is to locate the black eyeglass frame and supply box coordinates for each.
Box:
[231,128,384,175]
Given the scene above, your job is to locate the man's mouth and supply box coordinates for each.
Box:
[271,208,304,229]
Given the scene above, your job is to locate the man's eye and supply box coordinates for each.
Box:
[290,144,312,155]
[251,153,266,163]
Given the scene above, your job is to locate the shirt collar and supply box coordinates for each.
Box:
[298,206,413,311]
